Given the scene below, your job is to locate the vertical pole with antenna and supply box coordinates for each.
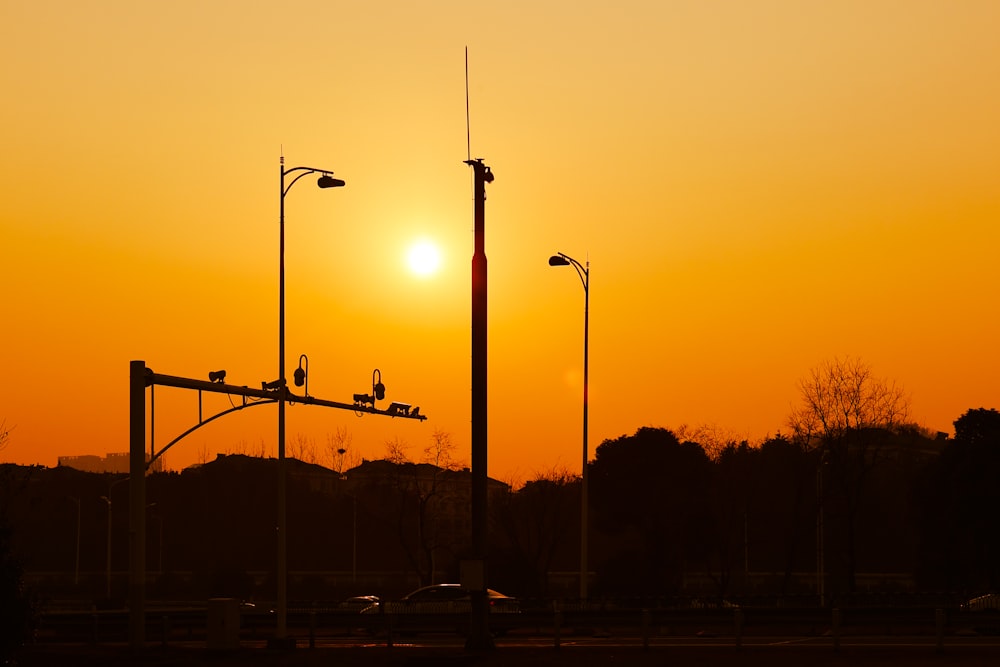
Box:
[465,47,495,651]
[466,47,472,162]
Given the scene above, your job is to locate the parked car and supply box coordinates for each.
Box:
[360,584,519,634]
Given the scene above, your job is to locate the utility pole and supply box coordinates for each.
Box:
[465,157,494,651]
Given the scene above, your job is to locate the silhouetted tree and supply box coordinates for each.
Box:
[789,357,909,593]
[492,469,577,597]
[676,423,749,461]
[0,420,11,454]
[589,427,713,597]
[0,460,37,663]
[709,441,761,598]
[954,408,1000,446]
[755,434,817,595]
[0,523,35,662]
[367,431,468,586]
[917,408,1000,591]
[328,427,356,473]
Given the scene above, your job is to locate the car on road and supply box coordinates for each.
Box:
[962,593,1000,611]
[360,584,519,634]
[339,595,381,612]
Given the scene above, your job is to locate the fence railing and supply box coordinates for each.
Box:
[32,600,1000,651]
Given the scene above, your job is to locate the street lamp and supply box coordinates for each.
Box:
[548,251,590,601]
[276,157,345,645]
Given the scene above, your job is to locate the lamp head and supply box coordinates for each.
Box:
[548,255,570,266]
[317,174,346,189]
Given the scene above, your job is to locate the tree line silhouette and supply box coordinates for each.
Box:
[2,359,999,626]
[1,408,998,610]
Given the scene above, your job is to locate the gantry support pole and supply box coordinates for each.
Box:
[129,360,147,649]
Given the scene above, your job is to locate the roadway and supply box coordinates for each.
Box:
[17,636,1000,667]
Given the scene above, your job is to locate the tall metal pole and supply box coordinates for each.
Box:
[581,261,589,602]
[275,159,343,646]
[277,157,289,643]
[128,359,147,648]
[549,253,590,601]
[465,157,494,651]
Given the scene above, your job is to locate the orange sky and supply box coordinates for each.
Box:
[3,1,998,483]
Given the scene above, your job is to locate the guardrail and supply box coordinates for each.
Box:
[31,602,1000,651]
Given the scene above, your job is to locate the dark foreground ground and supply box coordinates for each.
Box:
[15,645,1000,667]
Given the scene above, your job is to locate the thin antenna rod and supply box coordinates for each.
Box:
[465,47,471,161]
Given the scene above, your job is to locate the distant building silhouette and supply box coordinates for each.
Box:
[58,451,164,473]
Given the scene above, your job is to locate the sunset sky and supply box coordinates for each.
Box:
[3,1,998,483]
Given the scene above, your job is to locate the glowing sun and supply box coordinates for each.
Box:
[406,240,441,276]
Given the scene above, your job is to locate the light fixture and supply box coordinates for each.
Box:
[317,174,346,189]
[294,354,309,396]
[353,369,387,409]
[208,370,227,384]
[262,379,285,391]
[548,255,571,267]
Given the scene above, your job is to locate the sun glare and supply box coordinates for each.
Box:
[407,240,441,277]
